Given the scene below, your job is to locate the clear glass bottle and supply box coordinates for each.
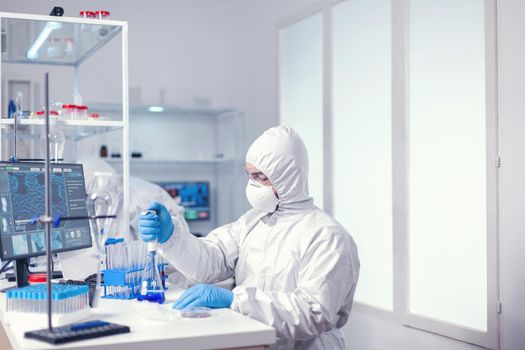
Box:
[86,172,117,307]
[40,126,65,162]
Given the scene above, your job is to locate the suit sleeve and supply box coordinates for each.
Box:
[159,215,240,284]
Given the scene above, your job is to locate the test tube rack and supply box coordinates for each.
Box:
[4,284,91,328]
[102,263,168,300]
[102,239,168,300]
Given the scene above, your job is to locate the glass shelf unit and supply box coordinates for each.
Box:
[91,103,236,118]
[0,118,124,140]
[1,12,122,66]
[107,158,236,164]
[0,11,130,232]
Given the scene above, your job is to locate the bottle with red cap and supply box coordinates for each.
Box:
[79,11,95,32]
[79,11,95,19]
[62,104,77,120]
[94,10,110,20]
[95,11,111,36]
[76,105,89,121]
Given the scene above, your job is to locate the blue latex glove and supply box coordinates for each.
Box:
[173,284,233,310]
[138,202,174,244]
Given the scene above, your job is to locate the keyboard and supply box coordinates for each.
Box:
[24,320,130,344]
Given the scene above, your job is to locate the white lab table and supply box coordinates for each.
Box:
[0,280,275,350]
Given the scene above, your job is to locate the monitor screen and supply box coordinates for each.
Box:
[156,182,210,221]
[0,162,92,260]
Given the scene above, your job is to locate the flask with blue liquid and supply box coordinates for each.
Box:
[137,226,166,304]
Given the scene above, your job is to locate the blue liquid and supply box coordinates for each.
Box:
[137,291,165,304]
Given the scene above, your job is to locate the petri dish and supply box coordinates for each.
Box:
[180,307,212,318]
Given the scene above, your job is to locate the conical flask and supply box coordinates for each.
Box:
[137,240,165,303]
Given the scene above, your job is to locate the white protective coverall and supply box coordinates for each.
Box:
[159,126,360,349]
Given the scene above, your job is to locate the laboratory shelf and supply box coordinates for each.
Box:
[0,118,125,140]
[0,12,124,66]
[90,103,236,117]
[107,158,237,164]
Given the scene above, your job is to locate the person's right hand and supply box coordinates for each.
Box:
[138,202,174,244]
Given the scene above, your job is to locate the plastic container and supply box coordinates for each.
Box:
[62,104,77,120]
[180,307,212,318]
[34,111,45,119]
[76,105,89,120]
[88,113,100,121]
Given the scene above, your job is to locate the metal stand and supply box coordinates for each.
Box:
[38,72,115,331]
[44,72,53,331]
[24,73,117,335]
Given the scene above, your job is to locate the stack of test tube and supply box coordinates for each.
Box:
[5,284,89,314]
[103,239,170,299]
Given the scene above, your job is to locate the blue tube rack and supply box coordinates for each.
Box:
[102,263,168,300]
[102,268,144,300]
[102,238,169,300]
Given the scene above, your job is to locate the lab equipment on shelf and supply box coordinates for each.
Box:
[79,11,95,19]
[95,11,111,20]
[61,104,76,120]
[39,125,65,161]
[76,105,89,120]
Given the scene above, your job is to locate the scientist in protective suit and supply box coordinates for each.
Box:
[139,126,360,349]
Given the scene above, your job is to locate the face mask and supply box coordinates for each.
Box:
[245,178,279,214]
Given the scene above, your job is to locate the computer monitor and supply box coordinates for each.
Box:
[0,162,92,286]
[156,181,210,221]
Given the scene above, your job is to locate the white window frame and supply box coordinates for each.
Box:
[276,0,500,349]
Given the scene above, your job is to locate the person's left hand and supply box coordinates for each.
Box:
[173,284,233,309]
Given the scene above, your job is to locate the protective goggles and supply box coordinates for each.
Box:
[244,169,272,186]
